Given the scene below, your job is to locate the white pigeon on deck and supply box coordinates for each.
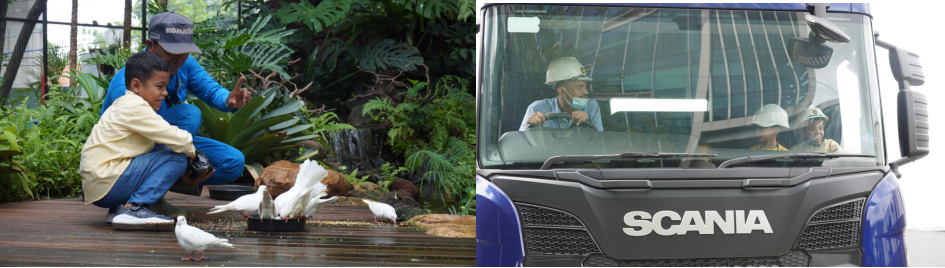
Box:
[257,187,276,221]
[273,159,328,219]
[175,216,235,261]
[281,186,313,220]
[363,199,397,224]
[207,185,268,218]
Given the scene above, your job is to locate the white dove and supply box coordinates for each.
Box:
[274,159,328,219]
[257,187,276,221]
[303,194,338,218]
[207,185,268,218]
[281,186,313,220]
[363,199,398,225]
[175,216,235,261]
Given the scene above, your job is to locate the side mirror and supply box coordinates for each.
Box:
[897,90,929,159]
[878,41,930,177]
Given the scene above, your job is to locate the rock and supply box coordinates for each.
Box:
[347,104,378,127]
[395,207,429,222]
[293,140,327,161]
[330,196,367,206]
[255,160,299,198]
[343,183,388,200]
[323,169,351,197]
[379,192,420,209]
[405,214,476,238]
[388,178,419,200]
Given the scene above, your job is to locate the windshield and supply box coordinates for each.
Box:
[478,5,885,169]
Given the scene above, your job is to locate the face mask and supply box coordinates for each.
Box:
[563,88,587,110]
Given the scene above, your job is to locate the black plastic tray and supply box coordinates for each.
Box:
[207,185,255,201]
[246,213,307,232]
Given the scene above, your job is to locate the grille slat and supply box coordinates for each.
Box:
[794,198,865,250]
[809,199,864,223]
[794,221,860,250]
[583,250,810,267]
[519,205,583,227]
[516,203,601,256]
[524,228,601,255]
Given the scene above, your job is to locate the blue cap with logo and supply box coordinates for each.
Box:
[148,12,202,54]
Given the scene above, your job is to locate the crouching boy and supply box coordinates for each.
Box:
[80,51,211,230]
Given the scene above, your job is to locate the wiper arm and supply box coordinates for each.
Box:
[541,152,717,170]
[717,153,875,169]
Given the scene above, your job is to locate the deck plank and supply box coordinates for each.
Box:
[0,189,475,266]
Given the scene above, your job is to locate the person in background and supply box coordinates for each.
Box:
[749,104,790,151]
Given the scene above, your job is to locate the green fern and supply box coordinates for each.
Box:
[350,39,424,72]
[456,0,475,21]
[276,0,352,33]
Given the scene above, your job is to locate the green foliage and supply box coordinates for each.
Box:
[276,0,352,32]
[300,109,355,152]
[338,165,370,185]
[363,75,474,157]
[350,39,424,72]
[393,0,459,21]
[448,186,476,216]
[378,162,409,188]
[0,82,102,202]
[195,14,296,80]
[0,124,35,200]
[192,88,304,165]
[364,75,475,213]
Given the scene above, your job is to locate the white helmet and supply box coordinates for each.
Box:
[793,107,829,130]
[750,104,790,129]
[545,57,593,86]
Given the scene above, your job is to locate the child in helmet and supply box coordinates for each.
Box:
[789,107,844,153]
[749,104,789,151]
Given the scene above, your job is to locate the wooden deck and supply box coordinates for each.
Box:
[0,189,475,266]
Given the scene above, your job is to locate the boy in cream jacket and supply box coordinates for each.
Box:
[80,51,211,230]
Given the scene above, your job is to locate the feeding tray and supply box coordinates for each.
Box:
[207,185,255,201]
[246,213,307,232]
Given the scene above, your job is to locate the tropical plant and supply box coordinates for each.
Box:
[0,122,35,200]
[378,162,409,188]
[275,0,351,33]
[338,165,370,185]
[362,75,474,157]
[83,46,135,73]
[448,186,475,216]
[194,14,296,82]
[192,87,305,165]
[0,83,102,202]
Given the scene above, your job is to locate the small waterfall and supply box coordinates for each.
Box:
[328,128,386,171]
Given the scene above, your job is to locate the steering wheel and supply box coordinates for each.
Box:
[527,113,597,130]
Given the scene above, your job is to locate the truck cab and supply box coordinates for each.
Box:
[476,3,929,267]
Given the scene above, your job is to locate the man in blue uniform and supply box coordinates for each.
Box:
[519,57,603,131]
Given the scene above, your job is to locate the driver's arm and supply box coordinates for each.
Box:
[587,99,604,131]
[519,102,545,131]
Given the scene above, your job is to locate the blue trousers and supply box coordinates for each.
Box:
[92,145,187,208]
[156,103,245,186]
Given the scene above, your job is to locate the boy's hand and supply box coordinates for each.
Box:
[175,168,215,186]
[226,77,251,109]
[187,153,196,160]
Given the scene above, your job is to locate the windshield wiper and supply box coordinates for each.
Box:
[717,153,875,169]
[541,152,717,170]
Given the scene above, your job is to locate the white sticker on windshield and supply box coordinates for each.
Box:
[610,99,708,113]
[508,17,540,33]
